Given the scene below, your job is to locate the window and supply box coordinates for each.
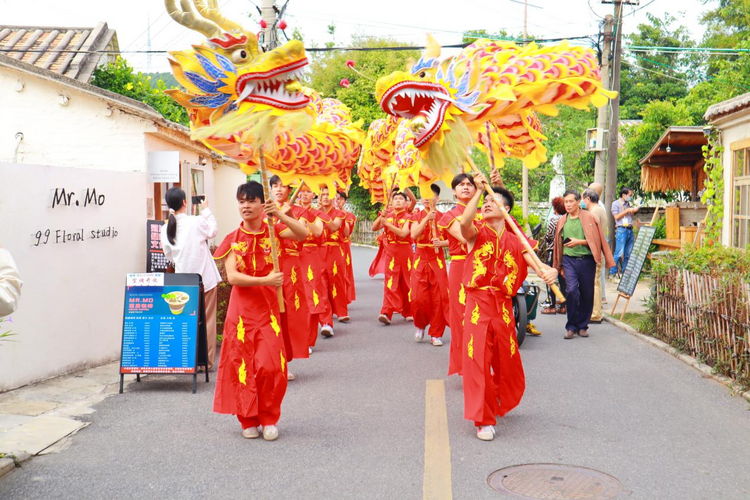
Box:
[732,143,750,248]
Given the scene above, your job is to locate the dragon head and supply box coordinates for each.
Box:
[164,0,312,145]
[375,35,487,149]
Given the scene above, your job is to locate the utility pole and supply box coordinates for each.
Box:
[259,0,278,51]
[603,0,632,249]
[593,14,613,186]
[522,0,529,224]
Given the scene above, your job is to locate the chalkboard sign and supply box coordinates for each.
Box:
[119,273,208,393]
[146,220,169,273]
[617,226,657,297]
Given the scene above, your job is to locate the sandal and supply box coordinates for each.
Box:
[541,306,557,314]
[557,307,567,315]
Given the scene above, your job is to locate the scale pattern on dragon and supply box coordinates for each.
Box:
[359,36,616,201]
[163,0,363,191]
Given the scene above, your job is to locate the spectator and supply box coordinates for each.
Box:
[582,189,607,322]
[610,186,638,276]
[553,190,614,339]
[160,188,222,371]
[541,197,567,315]
[0,248,22,317]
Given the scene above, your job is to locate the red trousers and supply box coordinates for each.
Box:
[322,243,349,318]
[447,258,467,376]
[343,241,356,303]
[380,244,413,318]
[411,248,449,337]
[462,289,525,426]
[299,245,332,345]
[280,253,309,360]
[214,286,287,427]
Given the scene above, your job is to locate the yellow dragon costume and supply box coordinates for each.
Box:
[359,36,616,201]
[163,0,363,191]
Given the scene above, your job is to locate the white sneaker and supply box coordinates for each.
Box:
[476,425,496,441]
[287,371,295,381]
[308,347,313,355]
[263,425,279,441]
[321,324,334,338]
[242,427,260,439]
[414,328,425,342]
[430,336,444,346]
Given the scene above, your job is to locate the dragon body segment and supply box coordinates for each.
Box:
[360,36,616,200]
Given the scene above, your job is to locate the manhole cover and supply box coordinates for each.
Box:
[488,464,625,499]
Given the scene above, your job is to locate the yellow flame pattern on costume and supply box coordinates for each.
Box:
[359,37,616,201]
[503,250,518,296]
[471,303,480,325]
[294,292,300,311]
[270,312,280,337]
[437,259,443,269]
[413,257,421,270]
[333,262,338,276]
[503,302,511,326]
[332,284,337,298]
[280,350,286,373]
[510,333,517,357]
[313,290,320,306]
[387,276,394,290]
[407,259,412,271]
[238,358,247,386]
[346,254,350,265]
[459,283,466,305]
[307,265,314,281]
[237,316,245,343]
[389,258,395,271]
[468,335,474,359]
[291,266,297,285]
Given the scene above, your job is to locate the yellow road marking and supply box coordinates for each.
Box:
[424,379,453,500]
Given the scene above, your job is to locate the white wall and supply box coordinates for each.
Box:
[718,111,750,246]
[0,66,155,171]
[213,163,247,240]
[0,163,149,391]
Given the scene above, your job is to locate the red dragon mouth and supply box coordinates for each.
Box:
[380,81,452,147]
[235,58,310,110]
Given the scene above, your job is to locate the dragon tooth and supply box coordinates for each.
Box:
[238,84,254,102]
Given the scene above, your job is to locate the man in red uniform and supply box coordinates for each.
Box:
[410,184,450,346]
[213,181,308,441]
[297,185,335,344]
[336,191,357,305]
[438,174,480,375]
[270,176,310,382]
[372,191,414,324]
[459,175,527,441]
[318,186,350,323]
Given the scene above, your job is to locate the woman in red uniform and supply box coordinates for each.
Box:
[336,191,357,305]
[212,181,307,441]
[318,186,350,323]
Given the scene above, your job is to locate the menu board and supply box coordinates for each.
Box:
[120,285,199,374]
[146,220,169,273]
[617,226,657,298]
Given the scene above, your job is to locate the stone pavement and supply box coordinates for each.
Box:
[0,361,129,477]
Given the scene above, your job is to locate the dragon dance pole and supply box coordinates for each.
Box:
[258,145,286,312]
[467,157,566,303]
[288,180,306,206]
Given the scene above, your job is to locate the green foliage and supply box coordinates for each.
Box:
[143,72,179,89]
[620,13,695,119]
[700,0,750,74]
[651,244,750,278]
[0,317,16,345]
[701,128,724,242]
[91,57,189,126]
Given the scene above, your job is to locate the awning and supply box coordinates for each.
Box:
[639,126,707,194]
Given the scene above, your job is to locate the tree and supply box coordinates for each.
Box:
[619,13,695,119]
[91,58,189,126]
[700,0,750,74]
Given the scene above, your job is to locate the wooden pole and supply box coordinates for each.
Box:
[430,195,439,254]
[466,157,566,303]
[258,146,285,313]
[289,180,306,206]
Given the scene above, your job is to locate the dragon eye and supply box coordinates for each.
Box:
[419,71,426,78]
[231,48,249,64]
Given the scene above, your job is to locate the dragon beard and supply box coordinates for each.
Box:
[191,108,314,149]
[422,117,474,178]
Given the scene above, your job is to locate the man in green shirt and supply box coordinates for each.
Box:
[552,189,614,340]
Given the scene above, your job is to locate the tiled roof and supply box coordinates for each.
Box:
[0,22,118,83]
[705,92,750,123]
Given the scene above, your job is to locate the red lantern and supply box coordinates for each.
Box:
[279,19,288,30]
[259,19,268,29]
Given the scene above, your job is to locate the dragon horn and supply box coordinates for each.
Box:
[164,0,222,38]
[194,0,247,34]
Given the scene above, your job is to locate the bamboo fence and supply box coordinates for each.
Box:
[656,268,750,385]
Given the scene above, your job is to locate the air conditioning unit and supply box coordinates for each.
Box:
[585,128,607,152]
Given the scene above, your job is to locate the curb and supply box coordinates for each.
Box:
[0,458,14,478]
[603,314,750,404]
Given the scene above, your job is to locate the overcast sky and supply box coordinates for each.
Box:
[2,0,712,73]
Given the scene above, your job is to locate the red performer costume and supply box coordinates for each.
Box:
[342,210,357,304]
[212,181,308,440]
[319,188,350,322]
[410,207,450,343]
[297,187,334,344]
[374,194,413,323]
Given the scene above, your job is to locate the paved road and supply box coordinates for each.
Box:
[2,246,750,499]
